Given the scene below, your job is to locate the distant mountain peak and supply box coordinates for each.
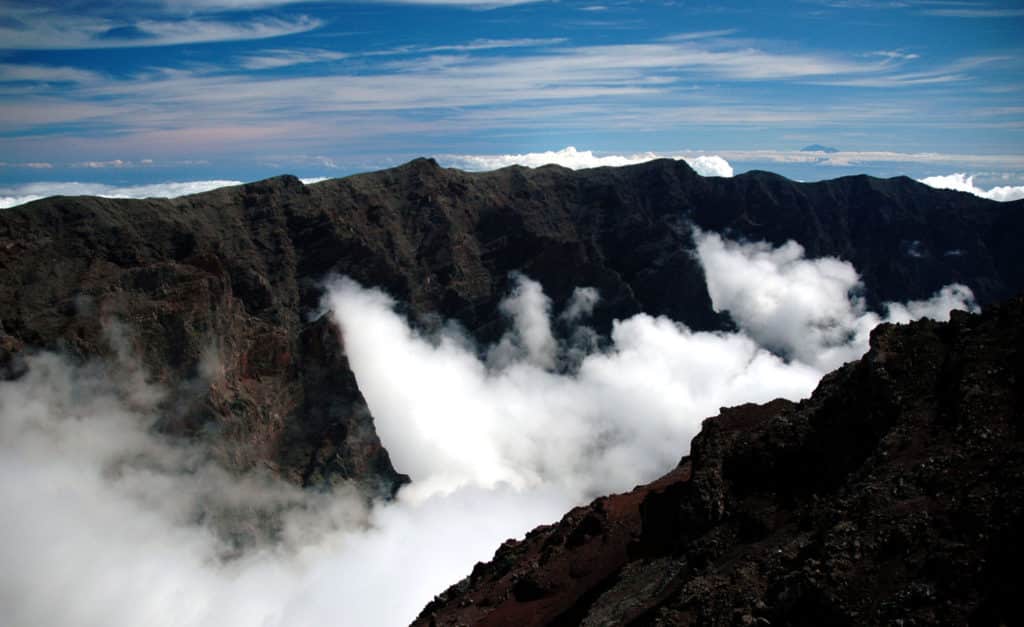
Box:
[801,144,839,153]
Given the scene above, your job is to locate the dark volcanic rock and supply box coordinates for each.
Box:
[414,297,1024,627]
[0,159,1021,492]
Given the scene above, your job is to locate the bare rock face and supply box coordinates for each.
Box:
[0,159,1021,494]
[415,297,1024,626]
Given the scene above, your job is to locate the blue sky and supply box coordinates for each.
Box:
[0,0,1022,189]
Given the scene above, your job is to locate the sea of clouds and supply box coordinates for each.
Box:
[0,230,976,626]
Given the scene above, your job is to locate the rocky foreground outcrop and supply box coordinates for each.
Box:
[1,159,1021,493]
[416,297,1024,626]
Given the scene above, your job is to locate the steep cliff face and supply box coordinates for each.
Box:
[415,297,1024,626]
[0,159,1020,491]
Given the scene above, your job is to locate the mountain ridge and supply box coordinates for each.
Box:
[1,158,1021,494]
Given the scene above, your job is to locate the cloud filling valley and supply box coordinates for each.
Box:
[0,230,976,626]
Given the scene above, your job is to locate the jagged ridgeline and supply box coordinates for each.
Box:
[1,158,1022,495]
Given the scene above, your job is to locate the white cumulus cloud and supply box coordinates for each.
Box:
[685,154,734,177]
[695,229,978,371]
[441,146,734,177]
[917,173,1024,202]
[327,273,822,504]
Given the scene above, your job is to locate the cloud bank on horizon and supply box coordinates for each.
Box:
[0,180,243,209]
[442,146,735,177]
[0,177,329,209]
[0,227,977,626]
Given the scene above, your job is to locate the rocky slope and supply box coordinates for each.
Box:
[415,297,1024,626]
[1,159,1021,492]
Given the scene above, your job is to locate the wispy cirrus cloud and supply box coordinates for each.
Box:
[500,41,880,81]
[363,37,567,57]
[706,148,1024,171]
[69,158,160,168]
[806,0,1022,14]
[811,54,1013,87]
[0,3,1019,175]
[0,161,53,169]
[261,154,342,169]
[0,36,907,144]
[866,50,920,62]
[150,0,546,12]
[159,0,335,9]
[238,49,347,70]
[660,29,740,41]
[923,7,1024,17]
[72,159,133,169]
[359,0,546,5]
[0,64,102,84]
[0,7,322,50]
